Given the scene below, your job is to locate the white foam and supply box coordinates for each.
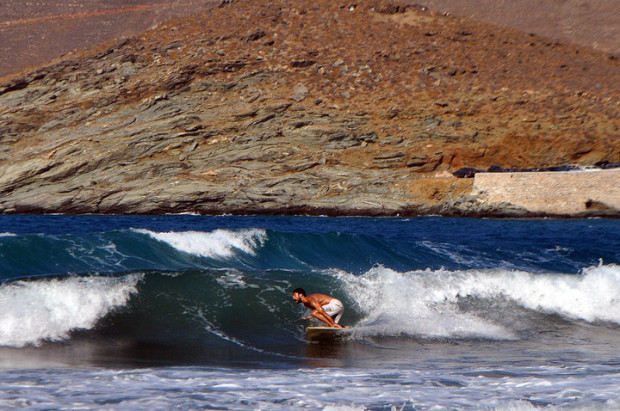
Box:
[134,228,266,258]
[334,263,620,339]
[0,274,141,347]
[3,364,616,410]
[0,233,16,238]
[335,266,515,340]
[216,270,248,288]
[486,263,620,324]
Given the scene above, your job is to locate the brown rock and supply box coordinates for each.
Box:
[0,0,618,217]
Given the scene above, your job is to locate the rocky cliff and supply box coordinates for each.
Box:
[1,0,619,216]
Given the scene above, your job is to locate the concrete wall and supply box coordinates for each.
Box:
[473,169,620,215]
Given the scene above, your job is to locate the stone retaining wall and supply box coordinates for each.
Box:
[472,169,620,215]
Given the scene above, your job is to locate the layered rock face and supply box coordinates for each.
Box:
[1,0,619,216]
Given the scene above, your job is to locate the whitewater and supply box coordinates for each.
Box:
[0,215,618,410]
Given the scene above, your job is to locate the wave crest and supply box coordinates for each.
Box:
[134,228,267,258]
[0,274,141,347]
[335,263,620,340]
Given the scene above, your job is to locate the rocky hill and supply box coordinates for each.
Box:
[1,0,619,216]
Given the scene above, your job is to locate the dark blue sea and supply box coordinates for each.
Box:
[0,215,619,410]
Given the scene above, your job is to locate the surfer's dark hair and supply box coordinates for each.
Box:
[293,288,306,296]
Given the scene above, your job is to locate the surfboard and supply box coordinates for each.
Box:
[305,326,349,340]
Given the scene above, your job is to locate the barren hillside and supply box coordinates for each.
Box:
[0,0,618,216]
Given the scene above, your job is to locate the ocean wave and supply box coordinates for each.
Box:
[133,228,267,259]
[1,263,618,350]
[487,263,620,325]
[334,267,516,340]
[0,274,141,347]
[334,263,620,340]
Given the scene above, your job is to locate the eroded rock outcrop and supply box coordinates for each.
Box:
[0,0,619,216]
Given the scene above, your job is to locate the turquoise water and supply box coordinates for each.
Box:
[0,215,619,409]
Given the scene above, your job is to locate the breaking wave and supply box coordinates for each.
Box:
[1,264,618,349]
[132,228,267,258]
[0,274,141,347]
[0,216,618,353]
[335,263,620,340]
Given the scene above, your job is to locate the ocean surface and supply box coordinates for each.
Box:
[0,215,618,410]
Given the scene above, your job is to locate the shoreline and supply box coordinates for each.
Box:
[2,202,617,219]
[3,169,617,219]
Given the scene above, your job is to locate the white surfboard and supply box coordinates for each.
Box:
[305,326,349,340]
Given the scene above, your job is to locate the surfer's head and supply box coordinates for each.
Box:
[292,288,306,303]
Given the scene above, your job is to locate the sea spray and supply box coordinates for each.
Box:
[0,274,141,347]
[133,228,267,258]
[333,266,515,340]
[333,263,620,339]
[484,263,620,324]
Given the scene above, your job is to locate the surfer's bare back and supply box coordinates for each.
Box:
[292,288,345,328]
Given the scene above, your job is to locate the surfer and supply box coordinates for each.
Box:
[292,288,345,328]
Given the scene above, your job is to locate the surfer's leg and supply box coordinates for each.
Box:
[323,300,344,324]
[331,312,342,324]
[311,309,339,327]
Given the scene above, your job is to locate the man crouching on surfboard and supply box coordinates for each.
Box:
[292,288,345,328]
